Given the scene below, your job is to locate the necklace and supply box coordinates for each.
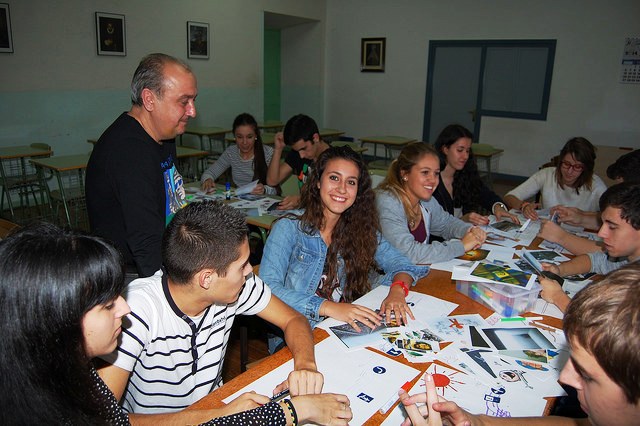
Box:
[408,203,420,229]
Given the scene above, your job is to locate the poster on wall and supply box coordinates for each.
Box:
[620,37,640,83]
[361,37,385,72]
[187,21,209,59]
[0,3,13,53]
[95,12,126,56]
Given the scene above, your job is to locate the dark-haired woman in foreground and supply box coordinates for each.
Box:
[0,223,351,426]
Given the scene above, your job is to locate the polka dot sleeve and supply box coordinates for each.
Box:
[199,401,286,426]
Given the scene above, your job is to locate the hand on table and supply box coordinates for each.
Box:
[462,227,486,252]
[521,202,540,220]
[250,183,265,195]
[277,195,300,210]
[400,374,474,426]
[550,205,583,225]
[290,393,352,425]
[538,219,569,244]
[201,178,216,193]
[494,207,521,225]
[273,368,324,397]
[539,276,570,313]
[321,300,382,332]
[380,285,415,326]
[462,212,490,226]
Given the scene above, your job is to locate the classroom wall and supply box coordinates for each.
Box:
[323,0,640,177]
[0,0,325,154]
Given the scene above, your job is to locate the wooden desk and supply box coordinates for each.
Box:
[180,126,231,154]
[235,129,346,146]
[176,146,209,181]
[330,140,368,154]
[30,154,90,227]
[258,120,284,132]
[0,144,53,221]
[473,144,504,189]
[359,135,416,163]
[188,269,561,423]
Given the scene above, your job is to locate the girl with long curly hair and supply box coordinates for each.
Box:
[433,124,519,226]
[260,146,428,348]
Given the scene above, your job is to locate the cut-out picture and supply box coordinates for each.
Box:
[491,221,521,232]
[482,327,556,351]
[471,262,532,288]
[458,249,490,261]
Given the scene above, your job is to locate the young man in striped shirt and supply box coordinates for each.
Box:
[99,200,323,424]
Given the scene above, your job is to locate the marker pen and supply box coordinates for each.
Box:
[379,381,412,414]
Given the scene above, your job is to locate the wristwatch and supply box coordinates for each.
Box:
[492,202,507,215]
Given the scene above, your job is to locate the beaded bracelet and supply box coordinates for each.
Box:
[391,281,409,297]
[520,201,531,211]
[283,399,298,426]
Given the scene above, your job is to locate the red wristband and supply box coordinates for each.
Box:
[391,281,410,297]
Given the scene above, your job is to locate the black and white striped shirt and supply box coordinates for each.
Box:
[102,269,271,414]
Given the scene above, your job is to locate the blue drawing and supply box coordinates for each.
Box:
[357,392,374,403]
[372,366,386,374]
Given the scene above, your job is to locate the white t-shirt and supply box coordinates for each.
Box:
[506,167,607,211]
[102,269,271,414]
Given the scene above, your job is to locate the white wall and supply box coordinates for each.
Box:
[0,0,325,154]
[324,0,640,177]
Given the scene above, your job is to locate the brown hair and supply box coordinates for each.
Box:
[299,146,379,301]
[378,142,440,223]
[555,137,596,192]
[564,263,640,404]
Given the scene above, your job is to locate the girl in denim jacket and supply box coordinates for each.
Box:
[260,146,429,337]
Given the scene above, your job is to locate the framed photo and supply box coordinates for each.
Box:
[95,12,126,56]
[0,3,13,53]
[187,21,209,59]
[361,37,386,72]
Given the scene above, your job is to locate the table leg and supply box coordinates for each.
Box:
[55,172,72,227]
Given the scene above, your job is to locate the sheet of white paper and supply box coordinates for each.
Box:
[234,179,259,195]
[529,298,564,319]
[316,286,458,331]
[223,336,421,425]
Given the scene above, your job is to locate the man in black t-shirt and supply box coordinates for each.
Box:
[86,53,197,277]
[266,114,329,210]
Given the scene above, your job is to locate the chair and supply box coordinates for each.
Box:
[0,143,53,223]
[50,167,87,229]
[0,218,20,239]
[280,173,300,197]
[369,168,387,189]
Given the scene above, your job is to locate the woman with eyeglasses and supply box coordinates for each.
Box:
[504,137,607,220]
[201,113,278,195]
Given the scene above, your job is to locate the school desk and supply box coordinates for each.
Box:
[186,266,562,424]
[359,135,416,163]
[0,144,53,222]
[473,144,504,189]
[30,154,91,227]
[180,126,232,154]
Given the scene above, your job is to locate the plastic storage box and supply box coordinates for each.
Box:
[456,280,541,317]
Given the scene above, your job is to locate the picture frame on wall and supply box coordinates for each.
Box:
[95,12,126,56]
[0,3,13,53]
[187,21,209,59]
[361,37,386,72]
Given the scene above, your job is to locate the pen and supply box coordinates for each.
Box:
[271,389,290,402]
[379,381,412,414]
[500,316,544,322]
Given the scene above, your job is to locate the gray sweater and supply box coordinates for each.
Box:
[375,189,471,264]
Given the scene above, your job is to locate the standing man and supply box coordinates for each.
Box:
[86,53,196,278]
[266,114,330,210]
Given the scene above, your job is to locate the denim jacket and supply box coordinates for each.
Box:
[375,189,471,264]
[260,218,430,328]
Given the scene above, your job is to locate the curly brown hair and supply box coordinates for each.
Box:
[299,146,379,301]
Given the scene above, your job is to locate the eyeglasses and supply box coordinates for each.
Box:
[560,161,584,172]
